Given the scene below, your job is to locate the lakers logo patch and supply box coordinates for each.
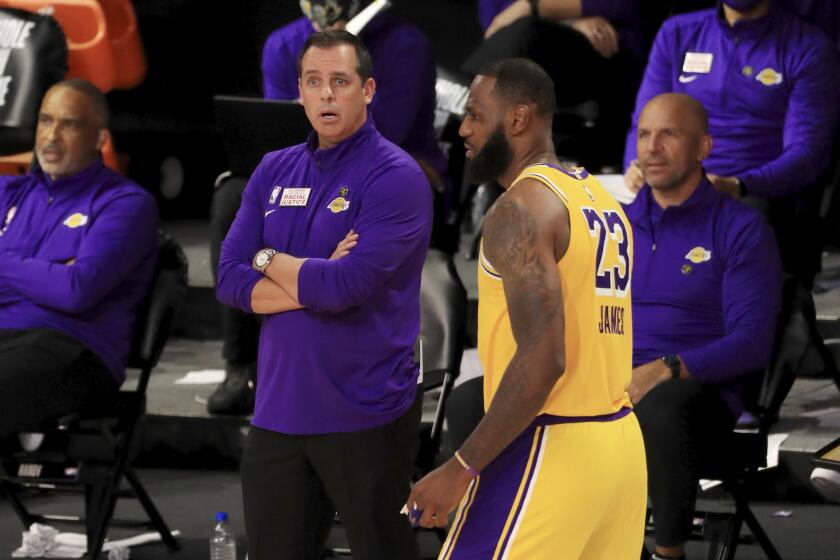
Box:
[685,247,711,264]
[327,197,350,213]
[63,213,89,229]
[756,68,783,86]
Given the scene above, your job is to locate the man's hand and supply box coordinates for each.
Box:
[330,230,358,260]
[707,174,741,199]
[570,16,619,58]
[624,159,644,193]
[627,358,672,404]
[485,0,532,38]
[405,458,473,528]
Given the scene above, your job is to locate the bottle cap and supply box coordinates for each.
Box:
[215,511,228,522]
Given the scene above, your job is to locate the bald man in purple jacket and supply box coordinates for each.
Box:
[624,0,840,287]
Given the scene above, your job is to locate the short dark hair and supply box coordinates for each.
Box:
[52,78,110,128]
[296,29,373,82]
[478,58,556,118]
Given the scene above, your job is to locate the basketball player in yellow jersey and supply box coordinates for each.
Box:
[407,58,647,559]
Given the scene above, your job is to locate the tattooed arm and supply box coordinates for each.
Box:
[407,178,569,527]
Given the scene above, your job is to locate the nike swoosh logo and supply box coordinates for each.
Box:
[678,74,699,83]
[264,209,277,218]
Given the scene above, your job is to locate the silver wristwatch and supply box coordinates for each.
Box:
[252,248,278,273]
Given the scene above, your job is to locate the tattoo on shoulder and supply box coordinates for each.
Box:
[484,195,562,343]
[484,195,541,277]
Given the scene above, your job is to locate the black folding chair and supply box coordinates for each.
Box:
[0,233,188,559]
[643,278,820,560]
[415,248,468,476]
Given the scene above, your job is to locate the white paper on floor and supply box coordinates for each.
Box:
[700,433,789,491]
[174,369,226,385]
[12,523,181,558]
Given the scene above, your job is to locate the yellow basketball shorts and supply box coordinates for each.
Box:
[438,409,647,560]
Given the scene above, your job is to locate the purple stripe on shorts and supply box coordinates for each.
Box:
[496,426,546,557]
[536,406,632,426]
[448,423,541,560]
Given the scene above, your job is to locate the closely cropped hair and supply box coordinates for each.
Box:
[297,29,373,82]
[54,79,110,128]
[479,58,556,118]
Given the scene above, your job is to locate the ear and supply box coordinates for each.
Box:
[96,128,109,152]
[363,77,376,106]
[507,104,531,136]
[698,133,712,162]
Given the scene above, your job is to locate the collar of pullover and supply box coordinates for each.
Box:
[716,1,780,40]
[33,157,106,199]
[306,116,377,167]
[629,174,718,227]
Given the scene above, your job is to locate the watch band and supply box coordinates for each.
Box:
[253,248,278,273]
[662,354,681,379]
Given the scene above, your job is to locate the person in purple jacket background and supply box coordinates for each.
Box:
[624,0,840,288]
[217,30,431,559]
[464,0,647,167]
[624,93,782,560]
[207,0,450,415]
[0,80,159,438]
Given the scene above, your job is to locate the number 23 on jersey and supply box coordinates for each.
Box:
[581,207,631,297]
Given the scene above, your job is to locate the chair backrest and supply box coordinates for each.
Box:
[0,7,67,155]
[127,232,188,394]
[755,277,819,433]
[417,248,467,389]
[98,0,145,88]
[0,0,115,91]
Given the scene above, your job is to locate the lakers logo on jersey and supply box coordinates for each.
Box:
[685,246,711,264]
[63,213,88,229]
[756,68,783,86]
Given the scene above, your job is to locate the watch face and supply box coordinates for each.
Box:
[255,252,269,268]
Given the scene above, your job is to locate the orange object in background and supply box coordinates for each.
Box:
[98,0,146,88]
[0,0,116,92]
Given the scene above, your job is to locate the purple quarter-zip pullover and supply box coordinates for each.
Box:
[261,13,446,179]
[217,118,432,434]
[624,177,782,416]
[624,4,840,198]
[0,160,159,384]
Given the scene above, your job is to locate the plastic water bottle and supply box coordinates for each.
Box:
[209,511,237,560]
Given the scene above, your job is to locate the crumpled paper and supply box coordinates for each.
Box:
[12,523,129,559]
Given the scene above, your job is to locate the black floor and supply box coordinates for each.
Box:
[2,467,840,559]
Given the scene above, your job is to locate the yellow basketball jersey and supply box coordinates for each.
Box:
[477,164,633,417]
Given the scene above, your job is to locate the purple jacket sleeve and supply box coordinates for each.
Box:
[0,190,158,315]
[623,22,674,169]
[738,40,840,198]
[297,164,432,314]
[680,212,783,383]
[216,166,267,313]
[262,24,306,101]
[479,0,514,30]
[370,31,436,147]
